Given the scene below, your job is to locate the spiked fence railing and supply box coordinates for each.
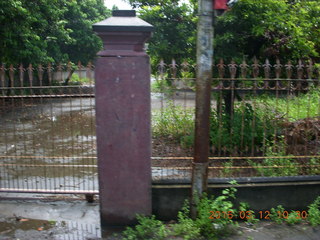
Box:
[151,58,320,179]
[0,59,320,195]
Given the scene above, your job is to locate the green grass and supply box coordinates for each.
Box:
[151,88,320,177]
[257,88,320,121]
[249,143,299,177]
[152,102,194,145]
[68,74,92,85]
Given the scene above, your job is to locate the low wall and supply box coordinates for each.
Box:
[152,176,320,220]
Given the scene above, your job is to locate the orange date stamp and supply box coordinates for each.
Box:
[209,210,308,220]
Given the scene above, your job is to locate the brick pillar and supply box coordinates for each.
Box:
[93,10,154,226]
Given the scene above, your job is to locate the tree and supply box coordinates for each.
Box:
[127,0,197,68]
[127,0,180,8]
[214,0,320,62]
[0,0,66,64]
[60,0,110,64]
[126,0,319,65]
[0,0,110,65]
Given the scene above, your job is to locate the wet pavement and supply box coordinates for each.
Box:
[0,195,319,240]
[224,221,320,240]
[0,197,101,240]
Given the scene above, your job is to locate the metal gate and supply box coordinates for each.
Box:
[1,59,320,194]
[0,63,98,194]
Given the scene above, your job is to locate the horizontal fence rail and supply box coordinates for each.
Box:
[0,62,97,194]
[1,59,320,195]
[151,59,320,179]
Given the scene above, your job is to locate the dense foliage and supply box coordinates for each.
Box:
[136,1,197,66]
[127,0,320,65]
[0,0,110,64]
[215,0,320,62]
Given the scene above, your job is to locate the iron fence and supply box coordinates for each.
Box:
[1,59,320,194]
[152,58,320,179]
[0,62,192,194]
[0,63,97,194]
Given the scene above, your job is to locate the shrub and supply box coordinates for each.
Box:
[172,201,202,240]
[270,205,286,224]
[309,157,320,175]
[249,140,299,177]
[210,103,275,154]
[308,196,320,226]
[174,187,238,239]
[286,211,302,225]
[122,215,169,240]
[68,74,92,85]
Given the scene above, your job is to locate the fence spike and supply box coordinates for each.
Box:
[285,60,293,79]
[47,63,53,86]
[263,59,271,79]
[169,59,177,78]
[157,59,166,79]
[38,64,44,86]
[28,64,34,87]
[228,60,237,79]
[181,61,190,73]
[296,59,304,79]
[19,64,24,87]
[274,58,282,79]
[9,64,15,88]
[306,59,313,80]
[239,59,248,79]
[217,59,225,78]
[252,57,260,78]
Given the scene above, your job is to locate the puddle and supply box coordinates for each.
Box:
[0,218,101,240]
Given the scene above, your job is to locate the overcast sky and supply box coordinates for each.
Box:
[104,0,132,10]
[104,0,190,10]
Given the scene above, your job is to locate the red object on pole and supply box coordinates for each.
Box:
[213,0,228,10]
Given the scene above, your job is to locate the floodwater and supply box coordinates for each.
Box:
[0,93,196,192]
[0,97,98,192]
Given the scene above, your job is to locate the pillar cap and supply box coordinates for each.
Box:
[93,10,154,32]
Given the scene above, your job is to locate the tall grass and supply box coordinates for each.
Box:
[152,102,194,145]
[257,88,320,121]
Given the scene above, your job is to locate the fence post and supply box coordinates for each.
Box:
[93,10,154,226]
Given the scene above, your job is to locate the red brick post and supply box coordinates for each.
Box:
[93,10,154,226]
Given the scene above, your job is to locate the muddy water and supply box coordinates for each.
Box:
[0,94,196,192]
[0,98,98,192]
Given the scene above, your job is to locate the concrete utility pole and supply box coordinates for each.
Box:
[191,0,213,218]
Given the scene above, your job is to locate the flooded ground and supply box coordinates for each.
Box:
[0,93,196,193]
[0,97,98,193]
